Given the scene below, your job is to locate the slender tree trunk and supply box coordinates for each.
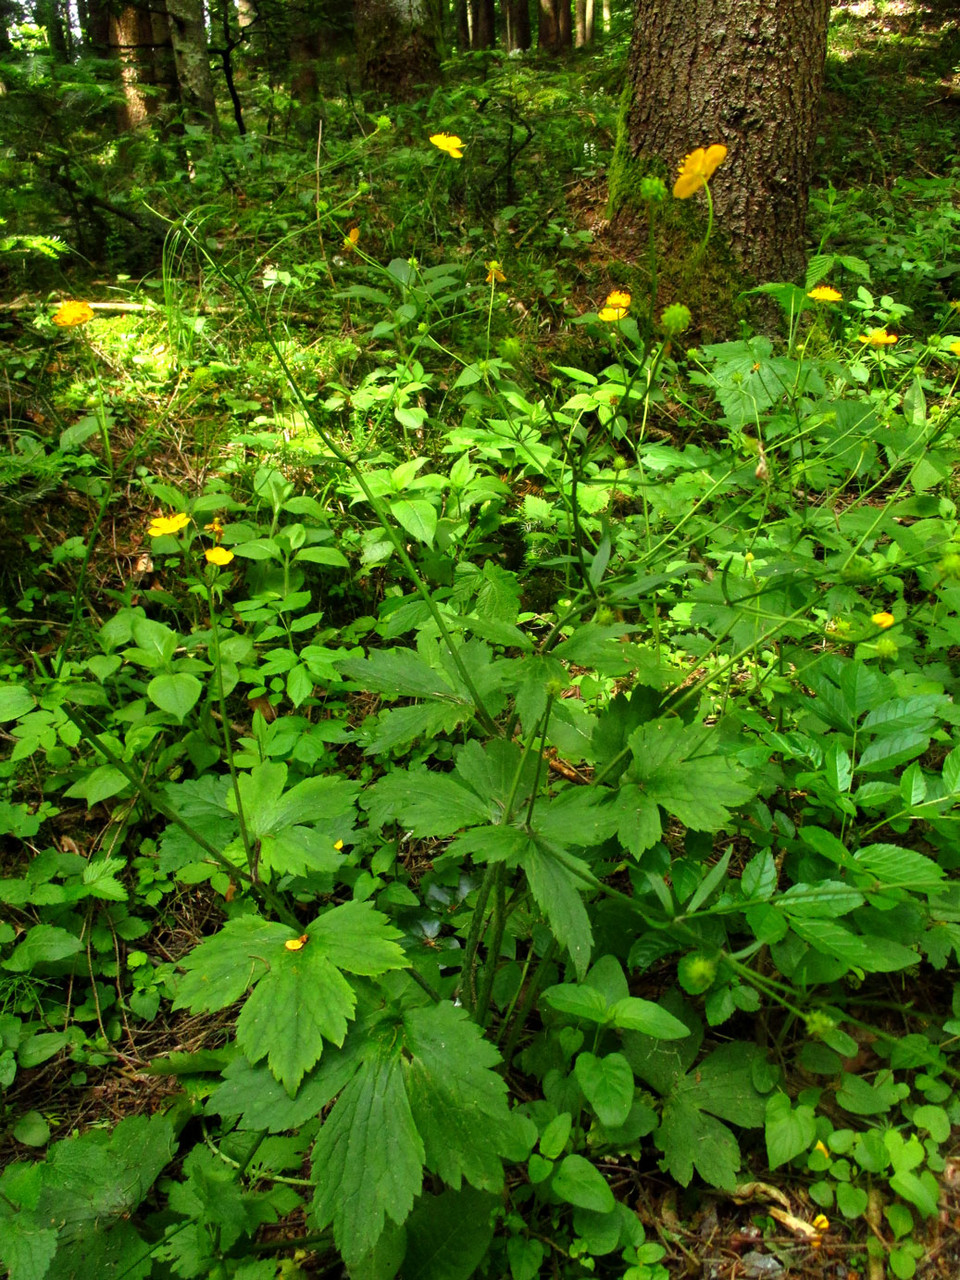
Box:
[503,0,530,51]
[471,0,494,48]
[36,0,69,59]
[538,0,569,52]
[455,0,470,49]
[165,0,221,134]
[602,0,609,33]
[575,0,592,46]
[78,0,111,54]
[610,0,831,283]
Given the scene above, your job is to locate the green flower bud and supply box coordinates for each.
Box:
[939,553,960,580]
[376,115,392,130]
[805,1010,836,1038]
[875,637,899,661]
[679,953,718,995]
[639,175,668,204]
[660,303,692,337]
[612,455,631,472]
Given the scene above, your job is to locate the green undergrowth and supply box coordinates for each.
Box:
[3,15,960,1280]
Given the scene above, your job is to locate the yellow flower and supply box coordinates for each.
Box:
[807,286,842,303]
[334,839,344,850]
[871,611,895,628]
[205,546,235,566]
[673,144,727,199]
[430,133,464,159]
[949,340,960,357]
[598,289,631,322]
[812,1214,830,1232]
[52,300,94,327]
[148,512,190,538]
[284,935,309,951]
[343,227,360,251]
[859,328,898,346]
[813,1140,829,1157]
[485,260,506,284]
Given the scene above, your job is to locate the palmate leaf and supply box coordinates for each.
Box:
[624,719,756,831]
[657,1096,741,1190]
[312,1046,425,1266]
[175,903,406,1092]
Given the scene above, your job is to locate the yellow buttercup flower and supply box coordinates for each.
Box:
[430,133,464,159]
[807,286,842,303]
[871,611,895,629]
[343,227,360,251]
[598,289,631,322]
[812,1214,830,1232]
[52,300,94,327]
[205,546,235,566]
[148,512,190,538]
[949,340,960,357]
[485,260,506,284]
[334,839,344,851]
[859,328,898,346]
[813,1141,829,1157]
[673,144,727,199]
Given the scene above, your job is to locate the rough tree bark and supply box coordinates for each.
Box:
[503,0,530,52]
[109,2,180,130]
[610,0,831,284]
[166,0,221,133]
[354,0,440,96]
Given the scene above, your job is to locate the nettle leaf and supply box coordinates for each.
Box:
[790,919,919,973]
[625,720,756,831]
[855,843,944,891]
[311,1046,424,1266]
[521,837,593,980]
[402,1002,510,1191]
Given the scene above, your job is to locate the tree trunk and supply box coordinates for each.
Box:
[455,0,470,49]
[575,0,592,47]
[36,0,69,59]
[503,0,530,51]
[110,3,180,130]
[165,0,221,134]
[610,0,831,284]
[354,0,441,97]
[471,0,495,48]
[538,0,569,53]
[78,0,111,54]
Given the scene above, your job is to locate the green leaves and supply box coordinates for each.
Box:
[175,903,406,1092]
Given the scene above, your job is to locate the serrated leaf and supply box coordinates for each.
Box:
[542,983,610,1024]
[626,720,755,831]
[173,916,289,1013]
[208,1043,362,1132]
[391,499,437,546]
[857,730,930,774]
[521,838,593,979]
[236,950,356,1093]
[854,843,943,890]
[0,1225,58,1280]
[3,925,82,972]
[365,767,494,837]
[311,1048,424,1265]
[364,702,471,756]
[402,1003,509,1191]
[338,649,456,699]
[677,1042,769,1126]
[779,881,864,918]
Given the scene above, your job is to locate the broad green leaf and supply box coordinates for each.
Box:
[0,685,35,722]
[236,950,356,1094]
[539,1113,572,1160]
[402,1186,497,1280]
[0,1223,58,1280]
[521,838,593,979]
[391,499,437,546]
[63,765,130,807]
[542,984,610,1024]
[80,858,128,902]
[506,1236,544,1280]
[365,767,494,837]
[741,850,777,900]
[779,881,864,918]
[854,843,943,890]
[857,730,930,774]
[128,616,178,668]
[147,673,202,721]
[533,788,620,849]
[208,1043,362,1132]
[551,1154,615,1213]
[401,1003,509,1191]
[657,1096,740,1190]
[13,1112,50,1147]
[610,997,688,1039]
[836,1070,908,1116]
[765,1092,817,1169]
[574,1052,634,1127]
[676,1042,770,1126]
[626,720,755,831]
[3,925,82,973]
[791,919,919,972]
[310,900,407,976]
[364,702,471,756]
[295,546,349,567]
[312,1047,424,1265]
[836,1182,869,1219]
[173,917,291,1013]
[338,649,455,699]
